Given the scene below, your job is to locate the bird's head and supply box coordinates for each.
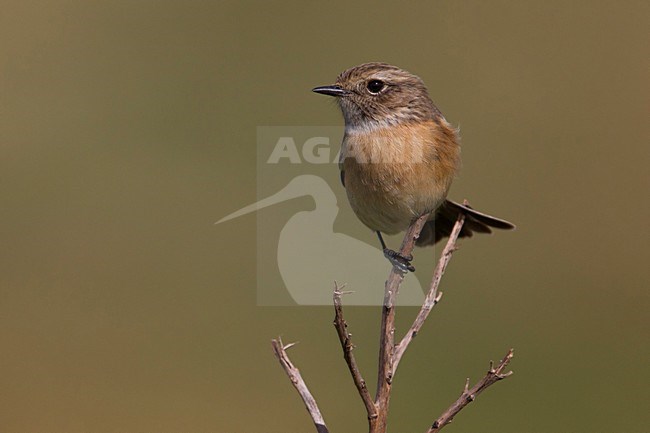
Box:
[313,62,441,130]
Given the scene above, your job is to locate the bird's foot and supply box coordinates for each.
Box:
[383,249,415,272]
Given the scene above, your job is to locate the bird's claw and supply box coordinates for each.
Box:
[383,249,415,272]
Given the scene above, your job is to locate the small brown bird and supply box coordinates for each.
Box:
[313,62,514,271]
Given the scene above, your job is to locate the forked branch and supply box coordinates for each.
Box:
[272,206,514,433]
[333,283,378,422]
[427,349,514,433]
[271,338,330,433]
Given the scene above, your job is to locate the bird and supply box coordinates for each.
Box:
[312,62,515,272]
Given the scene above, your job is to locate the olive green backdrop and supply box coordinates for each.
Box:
[1,1,647,432]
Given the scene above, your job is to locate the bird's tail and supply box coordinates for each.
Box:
[417,200,515,246]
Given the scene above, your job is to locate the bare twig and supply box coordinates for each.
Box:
[333,283,378,422]
[374,213,430,432]
[427,349,515,433]
[393,212,466,373]
[271,338,330,433]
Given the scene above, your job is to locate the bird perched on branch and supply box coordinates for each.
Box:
[313,62,515,271]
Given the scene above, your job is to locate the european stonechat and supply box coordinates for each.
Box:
[313,62,515,271]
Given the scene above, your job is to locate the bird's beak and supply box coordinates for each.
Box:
[312,85,349,97]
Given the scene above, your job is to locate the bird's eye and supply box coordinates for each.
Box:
[366,79,385,94]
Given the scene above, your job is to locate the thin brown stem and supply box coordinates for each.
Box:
[426,349,515,433]
[393,212,466,373]
[333,283,378,423]
[271,338,330,433]
[374,213,430,433]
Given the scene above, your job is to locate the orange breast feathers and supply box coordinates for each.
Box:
[340,119,461,234]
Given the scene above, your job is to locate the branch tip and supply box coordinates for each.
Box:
[427,348,515,432]
[283,341,298,351]
[271,336,329,432]
[332,283,377,421]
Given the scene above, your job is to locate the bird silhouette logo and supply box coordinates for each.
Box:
[217,174,425,306]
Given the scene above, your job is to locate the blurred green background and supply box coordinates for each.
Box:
[1,1,648,432]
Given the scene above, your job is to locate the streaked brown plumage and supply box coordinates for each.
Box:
[313,63,514,269]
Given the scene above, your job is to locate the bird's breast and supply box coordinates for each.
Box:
[341,119,460,234]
